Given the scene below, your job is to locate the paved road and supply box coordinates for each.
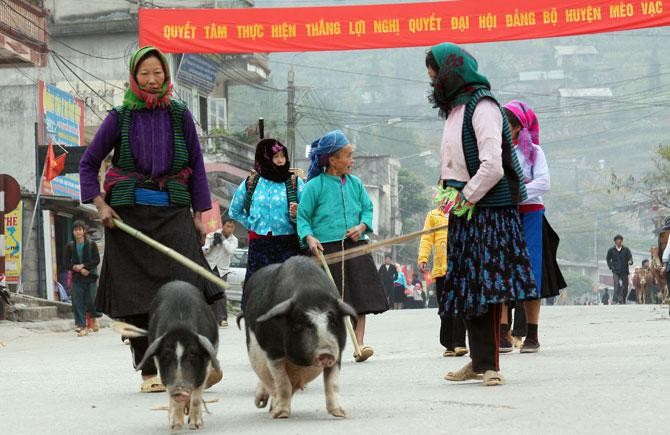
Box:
[1,304,669,434]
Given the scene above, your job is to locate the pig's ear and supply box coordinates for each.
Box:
[256,299,293,322]
[337,300,358,319]
[136,333,165,371]
[196,334,220,371]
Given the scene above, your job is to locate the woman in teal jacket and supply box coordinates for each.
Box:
[297,130,389,363]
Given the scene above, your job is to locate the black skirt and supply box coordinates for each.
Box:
[96,205,224,318]
[541,216,567,298]
[322,239,390,315]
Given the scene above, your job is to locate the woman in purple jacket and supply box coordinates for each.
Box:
[79,46,222,393]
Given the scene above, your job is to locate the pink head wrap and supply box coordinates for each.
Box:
[504,100,540,165]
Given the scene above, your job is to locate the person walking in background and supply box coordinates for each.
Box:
[378,255,398,306]
[425,42,538,386]
[79,46,223,393]
[202,218,238,327]
[298,129,389,363]
[418,207,467,357]
[392,264,409,310]
[64,220,101,337]
[606,235,633,304]
[229,139,303,307]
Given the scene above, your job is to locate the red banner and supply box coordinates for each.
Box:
[139,1,669,54]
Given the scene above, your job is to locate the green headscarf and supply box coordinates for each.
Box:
[429,42,490,116]
[122,46,173,110]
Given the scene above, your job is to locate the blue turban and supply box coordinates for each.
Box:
[306,129,350,180]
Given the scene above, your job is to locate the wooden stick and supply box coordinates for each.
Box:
[322,223,449,265]
[112,218,229,289]
[317,251,362,357]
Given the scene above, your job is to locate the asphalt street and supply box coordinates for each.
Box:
[1,304,669,434]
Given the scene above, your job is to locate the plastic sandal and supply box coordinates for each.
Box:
[140,376,166,393]
[454,347,468,357]
[482,370,506,386]
[354,345,374,363]
[205,367,223,389]
[444,362,483,381]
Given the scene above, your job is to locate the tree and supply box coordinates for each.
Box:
[395,168,431,264]
[561,271,594,304]
[612,144,670,210]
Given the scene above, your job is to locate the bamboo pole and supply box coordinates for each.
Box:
[317,251,362,357]
[321,223,449,265]
[112,218,229,290]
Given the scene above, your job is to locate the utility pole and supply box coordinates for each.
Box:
[286,69,296,164]
[594,213,598,265]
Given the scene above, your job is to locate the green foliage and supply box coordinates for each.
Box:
[562,271,594,304]
[396,168,431,264]
[611,144,670,209]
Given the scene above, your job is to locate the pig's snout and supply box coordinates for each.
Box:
[315,353,336,368]
[171,390,191,403]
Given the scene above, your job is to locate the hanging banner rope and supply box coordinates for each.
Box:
[139,0,669,54]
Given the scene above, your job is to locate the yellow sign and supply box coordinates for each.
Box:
[4,201,22,284]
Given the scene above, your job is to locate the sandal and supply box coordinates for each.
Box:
[482,370,505,386]
[354,345,374,363]
[444,362,483,382]
[443,350,456,357]
[454,347,468,357]
[205,367,223,389]
[140,376,166,393]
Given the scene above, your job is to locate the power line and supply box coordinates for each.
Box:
[51,52,115,108]
[50,54,106,122]
[51,51,126,91]
[270,59,428,84]
[0,0,127,60]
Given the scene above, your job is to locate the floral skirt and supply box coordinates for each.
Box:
[442,206,538,318]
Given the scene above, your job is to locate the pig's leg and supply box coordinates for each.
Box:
[267,358,292,418]
[255,381,270,408]
[324,364,346,417]
[188,386,205,429]
[168,396,186,431]
[248,331,273,409]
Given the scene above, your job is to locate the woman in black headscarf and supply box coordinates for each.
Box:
[229,139,304,306]
[425,42,539,386]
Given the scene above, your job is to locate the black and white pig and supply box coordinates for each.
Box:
[134,280,221,430]
[239,256,357,419]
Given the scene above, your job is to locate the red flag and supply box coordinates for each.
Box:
[45,142,66,182]
[200,199,222,233]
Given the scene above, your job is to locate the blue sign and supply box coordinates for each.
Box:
[176,55,223,95]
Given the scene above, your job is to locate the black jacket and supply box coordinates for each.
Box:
[378,264,398,289]
[606,245,633,275]
[65,239,100,283]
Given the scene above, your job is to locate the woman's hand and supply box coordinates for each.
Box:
[80,268,90,277]
[454,191,473,208]
[305,235,324,256]
[193,212,206,245]
[345,223,366,242]
[419,262,428,273]
[93,196,120,229]
[289,202,298,219]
